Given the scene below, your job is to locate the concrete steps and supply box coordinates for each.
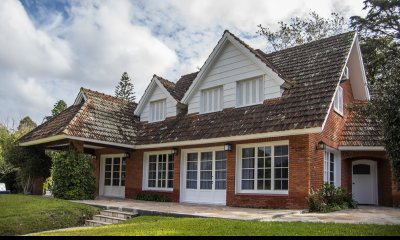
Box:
[85,209,139,226]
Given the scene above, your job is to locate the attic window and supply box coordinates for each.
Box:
[150,99,166,122]
[333,86,343,116]
[237,77,264,107]
[201,86,223,114]
[342,66,349,80]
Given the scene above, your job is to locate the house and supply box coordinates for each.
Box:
[18,30,400,208]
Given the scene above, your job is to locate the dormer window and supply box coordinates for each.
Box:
[333,86,343,115]
[237,77,264,107]
[150,99,166,122]
[342,66,349,80]
[201,86,223,113]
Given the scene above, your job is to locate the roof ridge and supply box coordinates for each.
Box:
[81,87,136,105]
[265,31,357,56]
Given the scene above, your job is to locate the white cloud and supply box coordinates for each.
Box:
[0,0,366,125]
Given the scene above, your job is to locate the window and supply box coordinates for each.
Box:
[324,151,335,185]
[201,86,223,113]
[150,99,166,122]
[237,77,264,107]
[145,153,174,190]
[333,86,343,115]
[238,143,289,194]
[104,157,126,187]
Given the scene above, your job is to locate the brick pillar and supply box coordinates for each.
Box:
[173,149,181,202]
[226,144,236,206]
[70,140,84,152]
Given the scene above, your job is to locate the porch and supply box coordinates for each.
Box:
[73,197,400,225]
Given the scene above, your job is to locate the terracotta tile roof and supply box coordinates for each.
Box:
[156,72,198,101]
[18,104,83,143]
[137,31,356,144]
[339,101,383,146]
[19,88,138,146]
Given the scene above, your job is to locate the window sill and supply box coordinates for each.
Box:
[236,190,288,195]
[142,188,173,192]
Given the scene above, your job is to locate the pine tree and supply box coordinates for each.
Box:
[115,72,136,102]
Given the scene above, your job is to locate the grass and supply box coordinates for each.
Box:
[31,216,400,236]
[0,194,99,236]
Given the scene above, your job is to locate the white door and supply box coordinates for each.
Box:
[181,149,226,205]
[352,160,377,205]
[100,155,126,198]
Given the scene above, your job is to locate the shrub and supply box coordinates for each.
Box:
[136,192,171,202]
[307,183,357,212]
[51,148,96,200]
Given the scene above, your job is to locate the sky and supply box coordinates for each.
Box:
[0,0,367,126]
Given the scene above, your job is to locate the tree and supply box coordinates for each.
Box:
[257,11,348,52]
[351,0,400,185]
[115,72,136,102]
[17,116,37,133]
[44,100,67,122]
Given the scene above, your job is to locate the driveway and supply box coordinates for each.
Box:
[74,198,400,225]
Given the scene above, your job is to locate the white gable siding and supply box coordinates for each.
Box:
[188,41,281,114]
[140,84,176,122]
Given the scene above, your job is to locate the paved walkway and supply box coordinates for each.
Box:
[73,198,400,225]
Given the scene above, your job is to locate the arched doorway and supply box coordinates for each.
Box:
[352,160,378,205]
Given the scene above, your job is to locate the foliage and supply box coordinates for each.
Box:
[33,216,400,236]
[307,183,357,213]
[17,116,37,133]
[42,176,53,195]
[0,194,99,236]
[115,72,136,102]
[351,0,400,185]
[51,148,96,200]
[44,100,67,122]
[135,192,171,202]
[257,11,348,52]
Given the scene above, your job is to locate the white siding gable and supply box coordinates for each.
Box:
[188,41,282,114]
[140,84,176,122]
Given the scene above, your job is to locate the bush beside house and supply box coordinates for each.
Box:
[307,183,357,212]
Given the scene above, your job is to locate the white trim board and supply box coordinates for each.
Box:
[338,146,385,151]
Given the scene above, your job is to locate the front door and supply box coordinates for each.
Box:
[100,154,126,198]
[181,149,227,205]
[352,160,377,205]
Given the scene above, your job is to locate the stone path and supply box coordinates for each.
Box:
[73,198,400,225]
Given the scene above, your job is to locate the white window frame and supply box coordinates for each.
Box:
[333,86,343,116]
[142,151,174,192]
[150,99,167,122]
[324,148,341,187]
[236,77,264,107]
[236,140,289,195]
[200,86,223,114]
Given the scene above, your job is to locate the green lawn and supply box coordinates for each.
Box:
[32,216,400,236]
[0,194,99,236]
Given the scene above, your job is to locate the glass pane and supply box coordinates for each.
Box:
[149,155,157,162]
[149,172,156,179]
[257,180,264,190]
[187,162,197,171]
[105,172,111,179]
[282,180,288,190]
[264,180,271,190]
[215,171,226,180]
[265,169,271,178]
[112,179,119,186]
[275,157,282,167]
[113,172,119,178]
[201,152,212,161]
[113,165,120,172]
[215,161,226,170]
[353,164,370,175]
[258,158,264,168]
[168,171,173,180]
[187,171,197,180]
[242,158,254,168]
[121,180,125,186]
[216,151,226,160]
[281,157,289,167]
[167,180,173,188]
[200,181,212,189]
[148,180,156,188]
[257,169,264,179]
[242,148,255,158]
[282,168,288,178]
[106,158,112,165]
[215,181,226,190]
[188,153,197,161]
[186,180,197,189]
[242,180,254,190]
[275,168,281,178]
[242,169,254,179]
[114,158,120,165]
[104,179,111,186]
[275,180,282,190]
[105,165,111,171]
[149,163,156,171]
[200,171,212,180]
